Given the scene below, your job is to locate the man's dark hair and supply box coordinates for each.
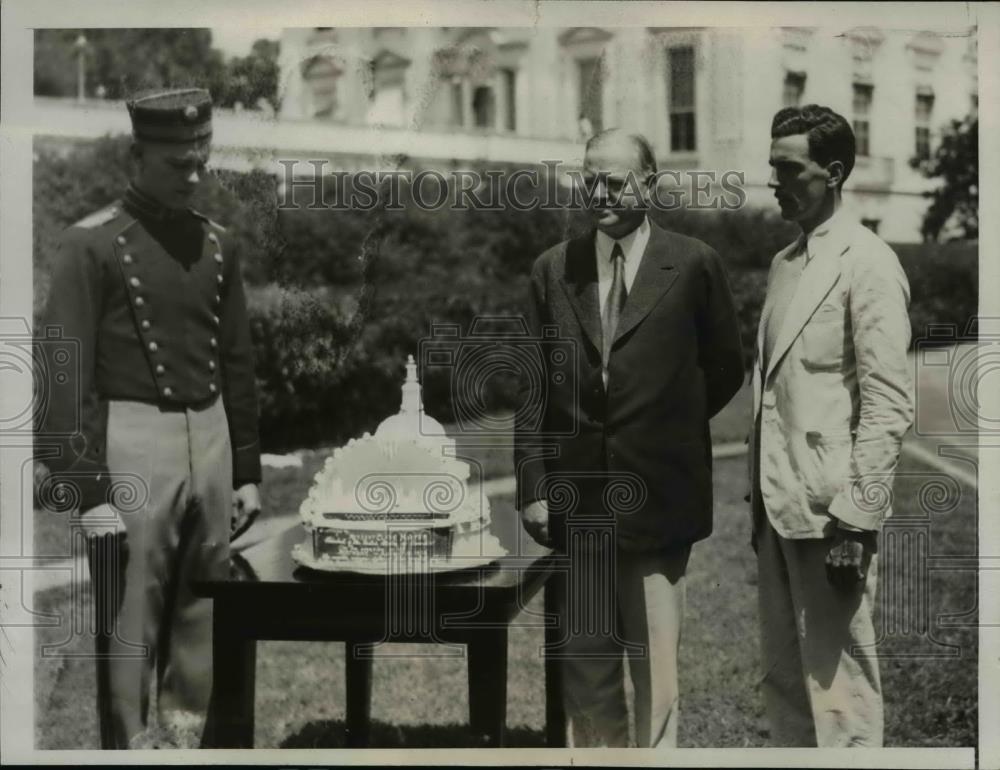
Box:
[586,128,658,179]
[771,104,856,188]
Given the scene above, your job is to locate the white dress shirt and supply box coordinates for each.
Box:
[595,216,651,316]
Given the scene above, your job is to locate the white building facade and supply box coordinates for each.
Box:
[33,26,978,244]
[277,26,978,243]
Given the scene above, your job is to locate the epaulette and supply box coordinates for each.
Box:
[72,203,122,230]
[189,208,227,233]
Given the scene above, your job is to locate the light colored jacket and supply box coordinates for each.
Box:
[750,209,914,539]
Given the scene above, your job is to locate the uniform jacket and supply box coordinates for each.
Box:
[514,220,744,550]
[749,209,914,539]
[37,185,261,511]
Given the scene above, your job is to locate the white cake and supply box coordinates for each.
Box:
[292,355,505,573]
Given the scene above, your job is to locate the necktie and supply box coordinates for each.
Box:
[602,242,627,383]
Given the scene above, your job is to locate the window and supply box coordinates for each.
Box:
[861,218,880,235]
[501,67,517,131]
[783,71,806,108]
[367,52,409,127]
[578,57,604,134]
[472,85,496,129]
[450,79,464,126]
[914,91,935,161]
[302,56,342,119]
[668,46,696,152]
[852,83,873,157]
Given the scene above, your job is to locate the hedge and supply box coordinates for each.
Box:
[33,135,978,450]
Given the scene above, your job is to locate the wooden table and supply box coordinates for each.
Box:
[195,523,561,748]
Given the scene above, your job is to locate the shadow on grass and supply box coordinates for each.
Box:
[281,719,546,748]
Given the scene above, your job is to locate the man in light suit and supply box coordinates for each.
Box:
[515,129,744,747]
[749,104,914,746]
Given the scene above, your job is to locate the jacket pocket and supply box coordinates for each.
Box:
[800,304,847,371]
[801,430,853,512]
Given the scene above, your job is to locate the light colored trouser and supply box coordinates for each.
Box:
[551,540,689,748]
[756,518,883,747]
[89,398,231,749]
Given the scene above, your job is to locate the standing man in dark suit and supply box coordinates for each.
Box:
[514,129,744,747]
[37,88,261,749]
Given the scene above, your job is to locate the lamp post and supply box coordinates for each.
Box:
[73,34,89,103]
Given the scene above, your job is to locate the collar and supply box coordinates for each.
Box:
[802,206,852,261]
[122,183,190,224]
[595,216,651,263]
[784,206,851,263]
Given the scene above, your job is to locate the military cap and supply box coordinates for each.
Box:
[126,88,213,143]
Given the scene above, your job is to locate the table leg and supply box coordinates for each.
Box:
[201,604,256,748]
[543,578,567,747]
[345,642,373,748]
[467,629,507,747]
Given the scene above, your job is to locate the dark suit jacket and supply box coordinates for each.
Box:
[514,221,744,550]
[37,190,261,511]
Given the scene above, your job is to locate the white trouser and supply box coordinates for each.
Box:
[88,398,232,749]
[550,535,689,748]
[756,518,883,747]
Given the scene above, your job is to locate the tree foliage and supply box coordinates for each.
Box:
[911,114,978,241]
[34,29,279,111]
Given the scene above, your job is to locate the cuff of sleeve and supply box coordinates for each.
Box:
[515,465,548,511]
[78,472,115,514]
[233,442,262,488]
[829,488,884,532]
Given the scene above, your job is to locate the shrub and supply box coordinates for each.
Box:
[247,283,398,450]
[892,240,978,343]
[651,206,799,270]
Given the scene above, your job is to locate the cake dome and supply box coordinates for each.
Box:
[293,353,504,572]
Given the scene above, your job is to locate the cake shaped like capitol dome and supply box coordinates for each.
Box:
[292,355,505,573]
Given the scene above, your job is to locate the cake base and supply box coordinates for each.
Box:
[291,537,506,575]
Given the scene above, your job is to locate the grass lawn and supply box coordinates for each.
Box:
[33,430,975,749]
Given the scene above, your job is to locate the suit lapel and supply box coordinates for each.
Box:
[756,239,801,363]
[612,223,679,344]
[764,229,849,381]
[558,233,603,354]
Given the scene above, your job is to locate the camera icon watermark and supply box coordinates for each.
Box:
[418,317,579,438]
[913,317,995,437]
[0,319,82,437]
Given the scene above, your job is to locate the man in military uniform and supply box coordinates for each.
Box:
[37,88,261,749]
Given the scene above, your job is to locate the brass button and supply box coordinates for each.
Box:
[209,383,217,394]
[122,254,133,264]
[208,232,219,243]
[129,277,141,288]
[214,253,223,264]
[208,361,216,371]
[163,386,173,397]
[209,337,217,348]
[216,274,224,284]
[141,319,151,330]
[155,364,165,375]
[212,314,220,325]
[214,294,221,304]
[135,297,145,307]
[116,235,126,246]
[148,341,158,353]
